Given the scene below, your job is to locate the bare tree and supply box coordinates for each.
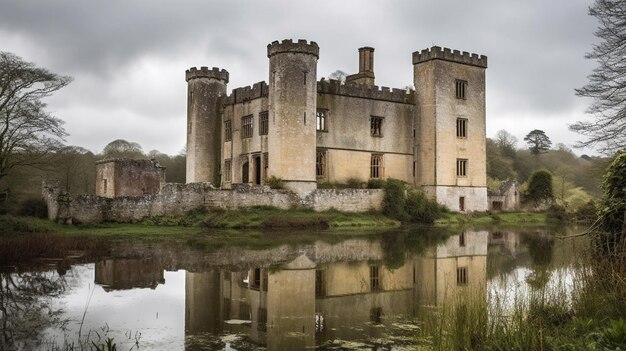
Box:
[494,129,518,158]
[327,70,347,82]
[571,0,626,154]
[0,52,71,181]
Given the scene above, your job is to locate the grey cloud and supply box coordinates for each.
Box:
[0,0,600,154]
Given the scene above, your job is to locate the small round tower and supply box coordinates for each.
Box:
[185,66,229,184]
[267,39,319,195]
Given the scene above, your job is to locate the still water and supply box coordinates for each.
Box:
[1,227,586,350]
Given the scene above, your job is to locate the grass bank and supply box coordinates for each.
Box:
[198,207,400,229]
[435,211,556,227]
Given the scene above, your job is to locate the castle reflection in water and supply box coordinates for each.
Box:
[92,230,546,350]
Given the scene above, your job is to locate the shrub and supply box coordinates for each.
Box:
[367,178,384,189]
[600,151,626,236]
[346,177,364,188]
[547,204,568,222]
[525,170,554,207]
[382,179,407,221]
[574,200,598,223]
[266,176,284,189]
[405,189,443,224]
[381,179,444,223]
[16,197,48,218]
[317,182,337,189]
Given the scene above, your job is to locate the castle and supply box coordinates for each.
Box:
[185,39,488,212]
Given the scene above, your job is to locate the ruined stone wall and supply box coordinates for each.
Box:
[309,188,384,212]
[95,162,115,197]
[43,182,384,224]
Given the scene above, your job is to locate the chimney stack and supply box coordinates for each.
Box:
[346,47,375,85]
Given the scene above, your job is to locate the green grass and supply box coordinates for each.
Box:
[435,211,553,227]
[201,207,400,229]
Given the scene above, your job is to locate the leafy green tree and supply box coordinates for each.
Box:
[525,170,554,207]
[524,129,552,156]
[0,52,71,182]
[571,0,626,154]
[599,151,626,245]
[147,149,186,183]
[101,139,144,159]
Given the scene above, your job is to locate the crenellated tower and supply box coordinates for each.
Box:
[413,46,488,211]
[267,39,319,195]
[185,66,229,184]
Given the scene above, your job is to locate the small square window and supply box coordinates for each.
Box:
[456,80,468,99]
[456,159,467,177]
[259,111,268,135]
[456,118,467,138]
[371,116,384,137]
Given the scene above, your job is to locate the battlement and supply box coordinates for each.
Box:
[412,46,487,68]
[223,81,269,105]
[185,66,230,83]
[317,78,414,104]
[267,39,319,58]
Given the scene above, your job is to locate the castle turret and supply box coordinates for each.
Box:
[267,39,319,195]
[346,47,375,85]
[185,66,229,184]
[412,46,488,212]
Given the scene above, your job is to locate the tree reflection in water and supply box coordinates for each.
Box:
[0,270,67,350]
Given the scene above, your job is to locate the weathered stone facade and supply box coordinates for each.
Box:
[95,159,165,198]
[187,39,488,211]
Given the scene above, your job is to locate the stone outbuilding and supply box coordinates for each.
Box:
[95,158,166,198]
[488,180,520,211]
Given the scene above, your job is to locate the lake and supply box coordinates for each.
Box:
[0,226,587,350]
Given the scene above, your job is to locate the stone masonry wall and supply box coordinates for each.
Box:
[43,181,384,224]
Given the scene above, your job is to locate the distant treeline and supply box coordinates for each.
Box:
[0,131,611,214]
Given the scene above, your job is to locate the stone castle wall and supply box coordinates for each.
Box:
[43,181,384,224]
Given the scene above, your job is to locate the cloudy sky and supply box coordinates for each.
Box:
[0,0,599,155]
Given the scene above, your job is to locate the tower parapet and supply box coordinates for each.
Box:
[185,66,229,82]
[267,39,319,58]
[223,81,269,105]
[318,79,413,104]
[412,46,487,68]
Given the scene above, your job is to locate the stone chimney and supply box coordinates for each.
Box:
[346,47,375,85]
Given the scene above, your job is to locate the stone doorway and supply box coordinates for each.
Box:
[254,156,261,185]
[242,162,249,183]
